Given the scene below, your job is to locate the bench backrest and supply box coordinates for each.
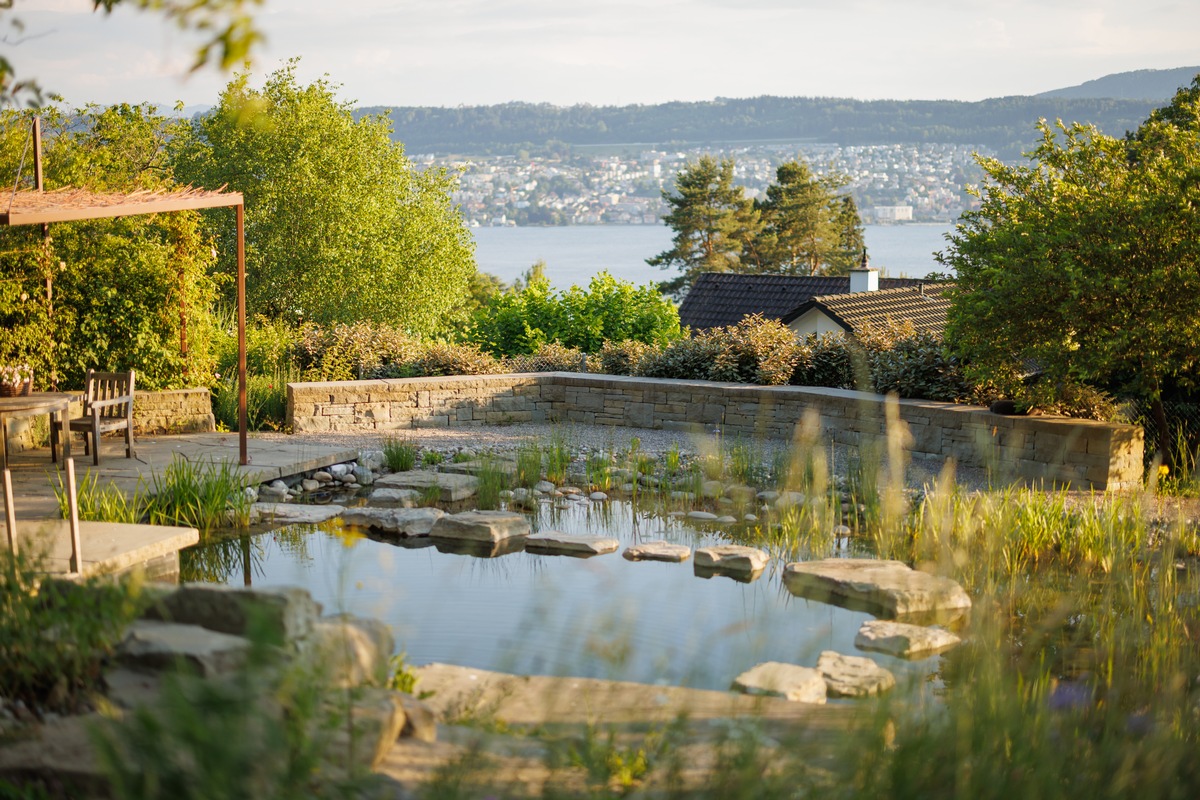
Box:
[84,370,135,420]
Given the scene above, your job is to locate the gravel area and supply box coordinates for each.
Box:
[255,422,992,493]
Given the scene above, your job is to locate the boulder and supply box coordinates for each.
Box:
[524,532,619,557]
[731,662,827,704]
[299,615,395,688]
[687,510,718,522]
[374,470,479,502]
[353,464,375,486]
[430,510,531,544]
[301,479,321,493]
[775,491,806,510]
[116,620,252,678]
[694,545,769,576]
[817,651,895,698]
[534,480,556,494]
[589,491,609,502]
[700,480,724,500]
[321,687,407,772]
[141,583,321,644]
[397,693,437,742]
[854,620,961,659]
[725,484,758,504]
[783,558,972,620]
[622,541,691,562]
[341,507,445,537]
[367,487,421,507]
[252,503,346,525]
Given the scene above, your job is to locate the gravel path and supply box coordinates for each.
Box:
[255,422,991,492]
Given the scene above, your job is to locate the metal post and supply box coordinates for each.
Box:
[3,468,17,557]
[237,203,248,466]
[66,458,82,574]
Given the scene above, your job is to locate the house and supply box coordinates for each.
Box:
[676,271,926,331]
[781,279,953,337]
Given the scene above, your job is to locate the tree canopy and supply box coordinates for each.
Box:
[173,62,476,334]
[941,77,1200,461]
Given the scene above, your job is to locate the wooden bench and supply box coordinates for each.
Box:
[53,370,136,466]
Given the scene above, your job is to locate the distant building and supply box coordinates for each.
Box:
[872,205,914,222]
[782,281,953,338]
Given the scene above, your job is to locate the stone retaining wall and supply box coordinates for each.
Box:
[287,373,1144,490]
[133,388,216,436]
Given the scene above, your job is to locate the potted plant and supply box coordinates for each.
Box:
[0,364,33,397]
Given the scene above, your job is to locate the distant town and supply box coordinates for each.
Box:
[423,142,990,227]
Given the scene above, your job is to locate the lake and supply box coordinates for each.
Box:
[472,223,955,290]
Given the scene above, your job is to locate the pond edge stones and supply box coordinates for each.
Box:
[622,541,691,562]
[430,510,531,544]
[524,532,619,557]
[855,619,962,659]
[341,507,446,538]
[694,545,769,578]
[374,470,479,502]
[731,661,827,704]
[783,558,971,619]
[817,651,896,697]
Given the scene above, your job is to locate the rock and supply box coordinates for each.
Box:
[341,507,445,537]
[300,615,394,688]
[141,583,321,644]
[700,480,725,500]
[431,510,531,544]
[338,473,357,484]
[744,513,758,522]
[687,510,718,522]
[374,470,479,502]
[757,490,780,502]
[832,524,852,536]
[620,482,636,492]
[534,480,556,494]
[367,488,421,507]
[358,451,386,472]
[116,620,252,678]
[731,662,827,704]
[622,541,691,562]
[560,486,583,495]
[694,545,769,575]
[725,484,757,504]
[103,667,165,710]
[589,491,608,502]
[301,478,321,492]
[717,497,734,507]
[397,693,437,742]
[252,502,347,525]
[353,464,375,486]
[715,515,738,524]
[242,485,259,503]
[525,532,619,557]
[854,620,961,658]
[258,484,288,502]
[321,687,407,771]
[269,479,289,493]
[313,470,333,482]
[329,463,351,478]
[816,651,895,697]
[775,491,806,510]
[783,559,972,620]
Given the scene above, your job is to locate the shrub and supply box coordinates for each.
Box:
[507,342,585,373]
[637,336,723,380]
[792,332,859,389]
[871,332,969,401]
[212,370,291,432]
[707,315,804,386]
[408,342,504,377]
[1026,379,1121,421]
[596,340,656,376]
[295,321,421,381]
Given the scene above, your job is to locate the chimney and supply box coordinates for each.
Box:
[849,248,878,293]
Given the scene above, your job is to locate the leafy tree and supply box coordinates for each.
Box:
[756,159,864,276]
[941,79,1200,464]
[647,156,760,297]
[173,62,476,334]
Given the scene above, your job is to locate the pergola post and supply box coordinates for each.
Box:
[237,202,248,466]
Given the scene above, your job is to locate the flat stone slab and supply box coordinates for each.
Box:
[341,507,446,537]
[375,470,479,502]
[367,487,421,507]
[622,541,691,562]
[252,503,346,525]
[855,620,962,659]
[694,545,769,575]
[524,532,619,557]
[782,558,972,620]
[142,583,321,643]
[116,620,252,678]
[731,662,827,704]
[430,510,531,544]
[817,651,895,698]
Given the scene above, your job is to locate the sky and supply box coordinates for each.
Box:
[7,0,1200,109]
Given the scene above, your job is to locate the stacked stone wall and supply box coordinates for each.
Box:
[134,388,216,435]
[287,373,1143,490]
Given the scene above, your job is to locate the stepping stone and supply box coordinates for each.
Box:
[622,541,691,562]
[694,545,769,575]
[783,558,972,620]
[367,487,422,507]
[341,507,445,537]
[817,651,895,698]
[715,515,738,524]
[855,620,961,659]
[374,470,479,502]
[589,491,609,501]
[116,620,252,678]
[431,510,531,544]
[524,532,619,557]
[687,510,718,521]
[252,503,346,525]
[731,662,827,704]
[441,459,516,478]
[534,480,556,494]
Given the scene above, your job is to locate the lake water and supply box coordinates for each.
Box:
[194,500,940,692]
[472,223,955,290]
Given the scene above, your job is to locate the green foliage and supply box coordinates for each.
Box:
[145,457,251,531]
[173,61,476,334]
[0,552,144,710]
[516,441,544,489]
[212,370,291,432]
[473,454,511,511]
[406,342,504,378]
[421,449,444,467]
[707,314,805,386]
[56,470,145,524]
[595,339,655,376]
[507,342,584,373]
[387,652,420,695]
[867,331,968,402]
[468,272,681,357]
[564,723,665,793]
[382,437,417,472]
[544,431,572,484]
[756,159,864,276]
[637,335,723,380]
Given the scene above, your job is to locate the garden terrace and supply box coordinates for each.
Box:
[288,372,1144,490]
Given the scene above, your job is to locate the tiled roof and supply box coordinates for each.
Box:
[676,272,926,330]
[781,283,953,335]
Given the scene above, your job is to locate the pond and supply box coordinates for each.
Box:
[183,495,946,695]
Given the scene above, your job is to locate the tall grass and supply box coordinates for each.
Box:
[474,454,511,510]
[381,436,417,472]
[146,457,251,532]
[212,366,295,432]
[57,470,145,524]
[516,441,543,489]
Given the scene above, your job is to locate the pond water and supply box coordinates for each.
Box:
[185,497,944,694]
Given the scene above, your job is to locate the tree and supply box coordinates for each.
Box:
[941,79,1200,464]
[172,62,476,334]
[647,156,760,297]
[756,160,863,276]
[2,0,264,106]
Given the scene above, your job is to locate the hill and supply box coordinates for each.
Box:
[1037,67,1199,100]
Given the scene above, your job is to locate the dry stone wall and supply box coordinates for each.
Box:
[287,373,1144,490]
[134,388,216,435]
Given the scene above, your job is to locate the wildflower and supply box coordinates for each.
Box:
[1159,465,1170,478]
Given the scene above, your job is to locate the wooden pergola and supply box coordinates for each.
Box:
[1,123,249,465]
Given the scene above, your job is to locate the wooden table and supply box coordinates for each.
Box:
[0,392,80,469]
